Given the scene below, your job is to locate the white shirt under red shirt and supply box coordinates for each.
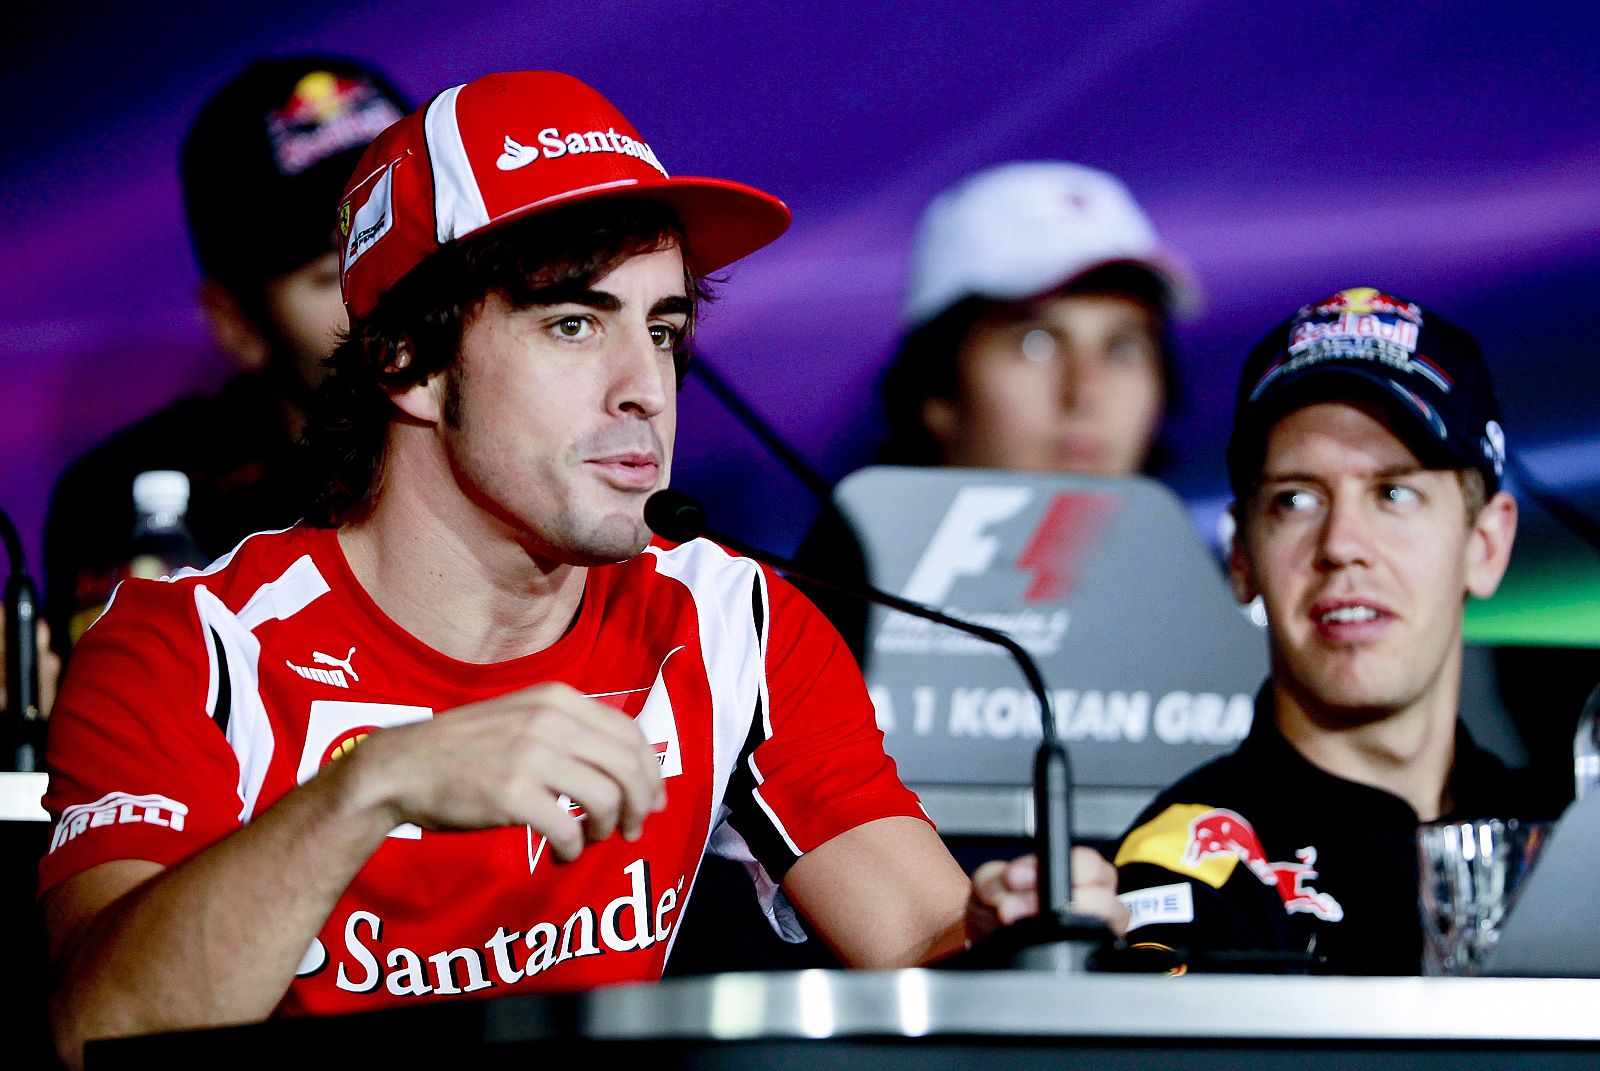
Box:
[41,525,926,1014]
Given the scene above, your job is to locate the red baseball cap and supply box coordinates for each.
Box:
[336,71,791,320]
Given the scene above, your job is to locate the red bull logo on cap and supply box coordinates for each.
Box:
[1288,311,1420,356]
[1309,287,1422,324]
[268,71,404,176]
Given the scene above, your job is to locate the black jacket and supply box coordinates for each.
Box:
[1113,688,1562,975]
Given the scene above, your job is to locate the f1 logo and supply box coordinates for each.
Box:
[899,485,1119,606]
[900,487,1032,604]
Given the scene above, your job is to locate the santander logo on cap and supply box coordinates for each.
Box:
[494,128,669,178]
[337,70,791,322]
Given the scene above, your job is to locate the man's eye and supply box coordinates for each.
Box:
[551,316,593,340]
[649,324,681,350]
[1273,489,1319,513]
[1380,484,1421,506]
[1020,328,1057,363]
[1105,333,1159,366]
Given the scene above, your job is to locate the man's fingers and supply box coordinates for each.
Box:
[1068,847,1129,934]
[1004,854,1039,891]
[543,762,626,844]
[511,684,668,813]
[520,794,585,863]
[969,848,1130,945]
[553,720,665,836]
[365,682,667,851]
[513,683,660,750]
[1069,846,1116,890]
[971,856,1040,929]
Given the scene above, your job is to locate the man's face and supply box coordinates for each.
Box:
[1229,401,1513,722]
[922,292,1165,475]
[262,250,348,390]
[438,244,687,565]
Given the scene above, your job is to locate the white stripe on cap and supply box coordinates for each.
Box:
[424,85,491,244]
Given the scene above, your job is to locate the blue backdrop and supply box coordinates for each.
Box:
[5,2,1598,636]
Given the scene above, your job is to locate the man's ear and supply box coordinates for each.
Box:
[1225,502,1260,606]
[1465,490,1518,600]
[386,342,445,425]
[198,280,269,370]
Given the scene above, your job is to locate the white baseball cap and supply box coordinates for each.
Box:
[902,161,1202,329]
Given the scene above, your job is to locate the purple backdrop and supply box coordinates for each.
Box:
[6,2,1599,580]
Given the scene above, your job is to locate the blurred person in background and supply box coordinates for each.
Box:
[41,55,407,667]
[876,160,1201,478]
[794,161,1201,661]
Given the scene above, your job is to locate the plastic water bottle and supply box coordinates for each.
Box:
[1573,684,1600,801]
[124,471,206,582]
[66,471,206,645]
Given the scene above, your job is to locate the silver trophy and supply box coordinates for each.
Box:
[1417,818,1549,976]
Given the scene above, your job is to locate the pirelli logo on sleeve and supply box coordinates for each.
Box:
[49,791,189,854]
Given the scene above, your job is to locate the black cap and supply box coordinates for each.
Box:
[1227,286,1507,498]
[180,56,408,292]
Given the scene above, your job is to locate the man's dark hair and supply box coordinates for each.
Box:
[304,199,707,523]
[876,263,1179,472]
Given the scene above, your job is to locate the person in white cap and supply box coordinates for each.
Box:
[795,162,1200,664]
[880,161,1201,475]
[38,72,1123,1064]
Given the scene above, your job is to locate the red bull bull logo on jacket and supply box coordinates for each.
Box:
[1116,803,1344,923]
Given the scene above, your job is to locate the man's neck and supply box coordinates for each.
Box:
[336,461,588,665]
[1272,647,1463,822]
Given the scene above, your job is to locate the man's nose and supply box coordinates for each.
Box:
[1316,492,1375,571]
[607,328,670,418]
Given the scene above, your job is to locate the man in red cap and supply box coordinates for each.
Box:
[39,72,1120,1063]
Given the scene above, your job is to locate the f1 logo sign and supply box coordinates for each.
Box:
[900,485,1120,606]
[901,487,1032,604]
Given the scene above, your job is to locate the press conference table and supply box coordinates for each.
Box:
[11,774,1595,1068]
[88,969,1600,1069]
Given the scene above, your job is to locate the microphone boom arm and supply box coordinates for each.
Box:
[645,489,1080,932]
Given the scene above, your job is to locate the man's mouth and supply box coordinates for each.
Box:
[1055,435,1109,470]
[586,452,660,489]
[1319,605,1380,624]
[1310,598,1394,641]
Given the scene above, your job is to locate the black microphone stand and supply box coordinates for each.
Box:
[1,506,44,772]
[646,489,1113,970]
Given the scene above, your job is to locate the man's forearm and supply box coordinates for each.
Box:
[47,757,396,1064]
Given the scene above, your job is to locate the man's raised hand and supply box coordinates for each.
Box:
[343,682,666,861]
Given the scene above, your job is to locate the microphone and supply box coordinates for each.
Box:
[646,488,1112,969]
[1,504,43,772]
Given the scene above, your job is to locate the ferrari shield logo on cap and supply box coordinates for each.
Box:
[340,159,398,276]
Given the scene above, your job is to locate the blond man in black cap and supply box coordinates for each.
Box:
[1113,287,1548,975]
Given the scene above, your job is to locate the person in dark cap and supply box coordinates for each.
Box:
[1111,286,1558,975]
[42,56,408,660]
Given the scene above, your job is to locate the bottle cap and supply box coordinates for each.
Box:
[131,470,191,516]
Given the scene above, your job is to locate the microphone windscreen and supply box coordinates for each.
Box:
[644,489,707,543]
